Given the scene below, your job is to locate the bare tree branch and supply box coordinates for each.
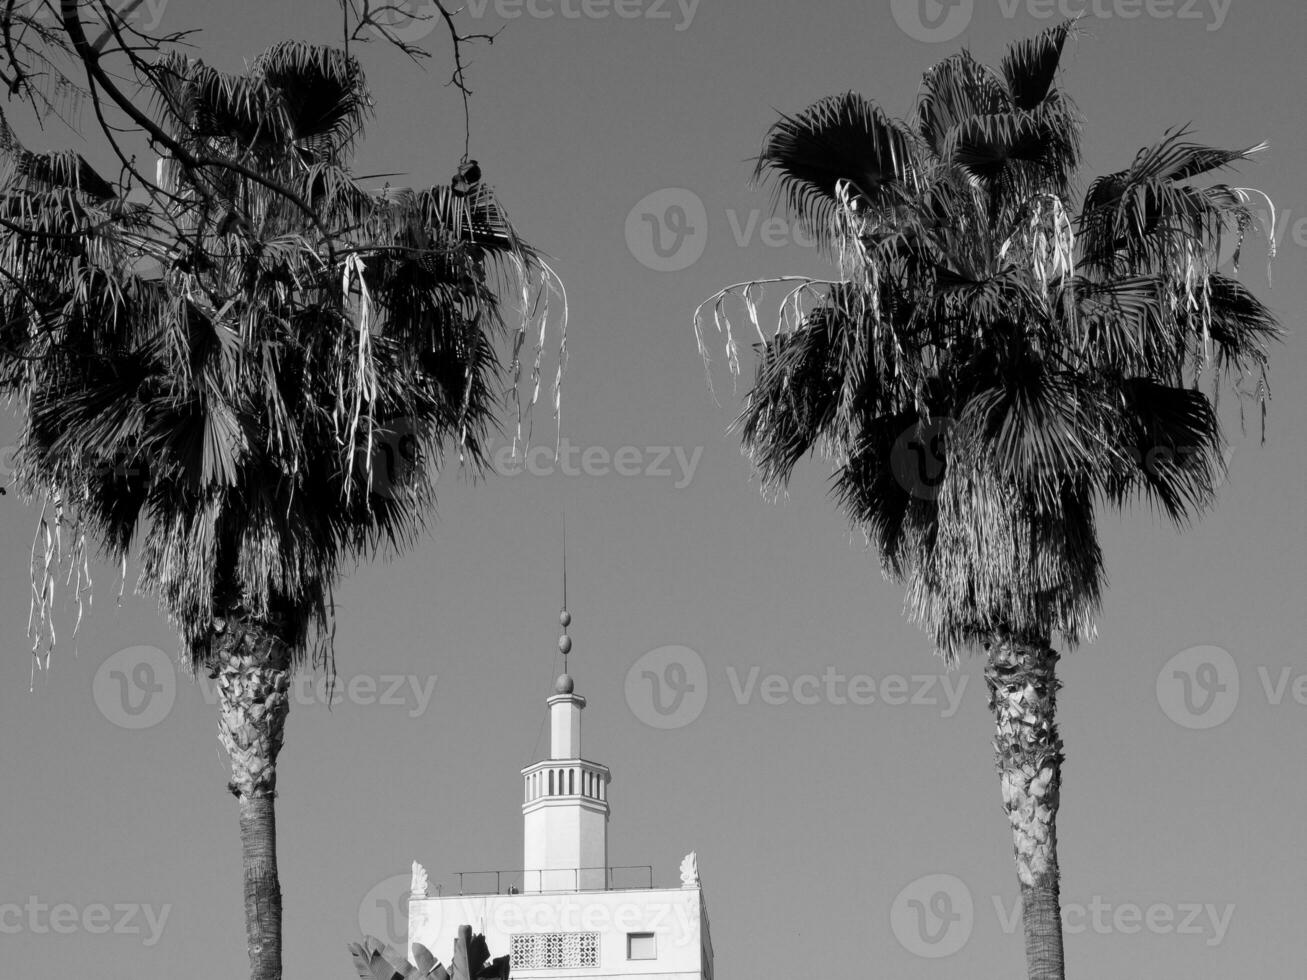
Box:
[344,0,499,162]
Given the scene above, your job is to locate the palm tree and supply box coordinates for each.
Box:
[0,42,561,980]
[695,21,1280,979]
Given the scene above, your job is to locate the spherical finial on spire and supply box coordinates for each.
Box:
[558,634,573,656]
[560,609,572,628]
[554,673,575,694]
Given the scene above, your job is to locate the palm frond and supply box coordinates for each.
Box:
[999,19,1075,111]
[253,42,371,158]
[1103,378,1223,523]
[914,50,1009,153]
[754,92,919,249]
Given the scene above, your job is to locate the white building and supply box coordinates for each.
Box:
[406,611,714,980]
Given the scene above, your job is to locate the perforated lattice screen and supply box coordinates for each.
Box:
[510,931,600,970]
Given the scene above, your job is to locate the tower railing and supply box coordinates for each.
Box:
[449,866,654,896]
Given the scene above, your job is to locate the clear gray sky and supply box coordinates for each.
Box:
[2,1,1304,977]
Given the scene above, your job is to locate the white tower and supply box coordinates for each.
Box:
[521,655,611,891]
[405,561,713,980]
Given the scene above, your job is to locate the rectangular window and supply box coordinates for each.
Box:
[627,932,657,960]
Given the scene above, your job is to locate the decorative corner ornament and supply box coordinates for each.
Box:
[411,860,429,898]
[679,851,700,888]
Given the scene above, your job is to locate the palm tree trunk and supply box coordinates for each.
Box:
[213,610,293,980]
[985,633,1066,980]
[237,794,281,980]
